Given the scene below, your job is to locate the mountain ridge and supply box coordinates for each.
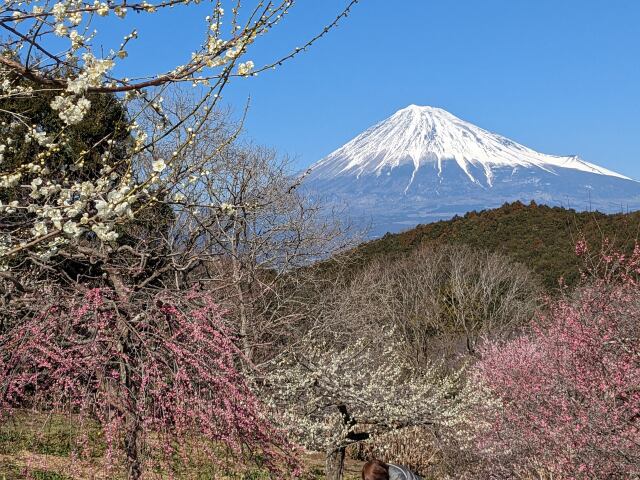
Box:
[305,105,640,238]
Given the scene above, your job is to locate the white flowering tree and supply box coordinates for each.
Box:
[0,0,359,266]
[264,325,473,480]
[0,2,361,477]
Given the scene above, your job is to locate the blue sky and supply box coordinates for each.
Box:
[98,1,640,178]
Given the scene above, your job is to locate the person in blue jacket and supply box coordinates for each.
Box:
[362,459,423,480]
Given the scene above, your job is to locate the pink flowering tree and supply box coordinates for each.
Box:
[0,287,295,479]
[467,243,640,478]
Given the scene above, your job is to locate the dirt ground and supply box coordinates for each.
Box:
[303,452,364,479]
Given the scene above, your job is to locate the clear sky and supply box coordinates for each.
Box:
[99,1,640,178]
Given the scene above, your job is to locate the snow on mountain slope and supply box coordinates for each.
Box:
[305,105,640,238]
[310,105,629,187]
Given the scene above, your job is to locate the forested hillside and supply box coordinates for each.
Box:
[353,201,640,290]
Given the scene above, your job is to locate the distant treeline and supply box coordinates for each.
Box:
[349,201,640,291]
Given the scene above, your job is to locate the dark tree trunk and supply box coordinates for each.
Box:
[108,269,143,480]
[326,446,346,480]
[125,417,142,480]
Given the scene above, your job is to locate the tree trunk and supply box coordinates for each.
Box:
[124,417,142,480]
[230,236,253,362]
[109,272,143,480]
[237,282,252,360]
[325,446,346,480]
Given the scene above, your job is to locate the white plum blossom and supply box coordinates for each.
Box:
[54,24,68,37]
[63,221,83,237]
[69,30,83,49]
[220,202,235,214]
[68,11,82,25]
[114,6,127,18]
[67,55,115,94]
[95,2,109,16]
[51,2,66,21]
[152,159,166,173]
[237,61,254,76]
[50,95,91,125]
[264,327,474,457]
[31,221,48,237]
[91,223,119,241]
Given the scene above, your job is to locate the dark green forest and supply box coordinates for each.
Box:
[351,201,640,291]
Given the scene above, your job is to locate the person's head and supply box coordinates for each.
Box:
[362,459,389,480]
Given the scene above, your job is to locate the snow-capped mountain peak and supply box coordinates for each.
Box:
[305,105,639,238]
[310,105,630,186]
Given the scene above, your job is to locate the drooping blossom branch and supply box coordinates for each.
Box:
[0,287,299,477]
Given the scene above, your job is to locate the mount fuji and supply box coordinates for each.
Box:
[305,105,640,237]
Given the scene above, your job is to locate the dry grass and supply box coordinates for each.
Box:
[302,452,363,480]
[349,427,448,479]
[0,411,365,479]
[0,450,365,479]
